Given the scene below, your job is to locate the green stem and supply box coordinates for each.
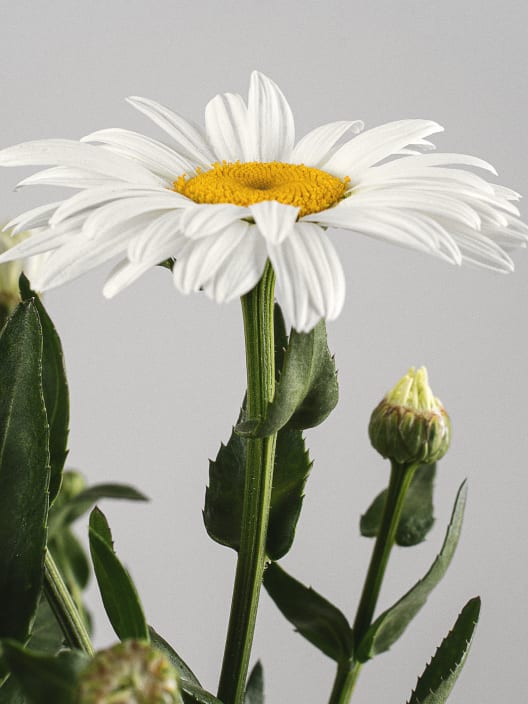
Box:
[328,461,417,704]
[43,549,94,656]
[217,264,277,704]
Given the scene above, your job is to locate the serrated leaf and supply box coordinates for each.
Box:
[244,661,264,704]
[0,301,49,644]
[263,562,353,662]
[89,508,149,642]
[204,422,311,559]
[237,319,338,437]
[361,464,436,547]
[357,481,467,662]
[407,597,480,704]
[1,640,87,704]
[20,276,69,505]
[49,483,148,536]
[149,626,200,685]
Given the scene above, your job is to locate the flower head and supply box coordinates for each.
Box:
[0,72,525,331]
[369,367,451,465]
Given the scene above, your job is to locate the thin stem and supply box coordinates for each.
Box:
[352,461,417,643]
[328,662,362,704]
[217,264,276,704]
[43,549,94,656]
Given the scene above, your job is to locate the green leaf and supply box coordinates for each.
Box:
[0,301,49,643]
[204,419,312,559]
[263,562,353,663]
[361,464,436,547]
[407,597,480,704]
[267,428,312,560]
[244,661,264,704]
[237,319,338,437]
[357,481,467,662]
[148,626,200,685]
[26,596,65,655]
[88,508,149,642]
[1,640,87,704]
[0,674,26,704]
[20,276,69,505]
[181,682,223,704]
[49,483,148,536]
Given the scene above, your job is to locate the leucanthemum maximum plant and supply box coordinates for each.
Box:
[0,71,526,331]
[0,71,524,704]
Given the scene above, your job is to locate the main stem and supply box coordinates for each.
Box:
[217,264,276,704]
[328,461,417,704]
[43,550,94,656]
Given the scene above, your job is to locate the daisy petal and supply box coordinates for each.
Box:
[203,224,268,303]
[173,221,248,294]
[180,203,249,239]
[249,200,299,245]
[127,96,215,167]
[323,120,444,180]
[247,71,295,162]
[103,260,153,298]
[16,166,122,190]
[0,139,164,186]
[205,92,249,162]
[127,210,185,263]
[268,223,346,332]
[291,120,364,168]
[4,201,63,234]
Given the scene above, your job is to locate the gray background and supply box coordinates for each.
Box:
[1,1,527,701]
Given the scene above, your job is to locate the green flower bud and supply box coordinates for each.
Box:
[77,640,183,704]
[368,367,451,465]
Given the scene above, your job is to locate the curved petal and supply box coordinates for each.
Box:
[16,166,123,190]
[203,224,268,303]
[246,71,295,162]
[249,200,299,244]
[180,203,249,239]
[291,120,364,168]
[128,210,185,263]
[173,220,249,294]
[127,96,215,167]
[205,93,249,162]
[322,120,444,181]
[0,139,164,186]
[4,201,63,234]
[267,222,346,332]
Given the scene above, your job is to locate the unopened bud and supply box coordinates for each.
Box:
[368,367,451,465]
[77,640,183,704]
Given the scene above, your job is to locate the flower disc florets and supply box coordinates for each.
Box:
[368,367,451,465]
[174,161,350,217]
[77,640,182,704]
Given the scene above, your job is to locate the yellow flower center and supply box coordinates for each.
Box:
[173,161,350,217]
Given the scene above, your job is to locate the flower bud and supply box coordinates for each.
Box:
[368,367,451,465]
[77,640,183,704]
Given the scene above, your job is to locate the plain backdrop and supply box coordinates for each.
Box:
[1,1,527,702]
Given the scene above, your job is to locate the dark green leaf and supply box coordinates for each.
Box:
[2,640,87,704]
[407,597,480,704]
[49,531,92,633]
[49,483,148,536]
[0,674,26,704]
[357,481,467,662]
[267,428,312,560]
[181,682,223,704]
[263,562,353,662]
[20,276,69,505]
[237,320,338,437]
[361,464,436,547]
[27,596,65,655]
[244,661,264,704]
[204,419,311,559]
[0,301,49,643]
[149,626,200,685]
[89,508,149,642]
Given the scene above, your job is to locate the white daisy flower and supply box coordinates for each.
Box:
[0,71,525,331]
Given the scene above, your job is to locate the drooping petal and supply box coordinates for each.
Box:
[203,224,268,303]
[246,71,295,162]
[127,96,215,167]
[249,200,299,244]
[172,220,248,295]
[322,120,444,181]
[179,203,249,239]
[0,139,164,186]
[205,93,249,162]
[291,120,364,168]
[267,222,346,332]
[4,201,63,234]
